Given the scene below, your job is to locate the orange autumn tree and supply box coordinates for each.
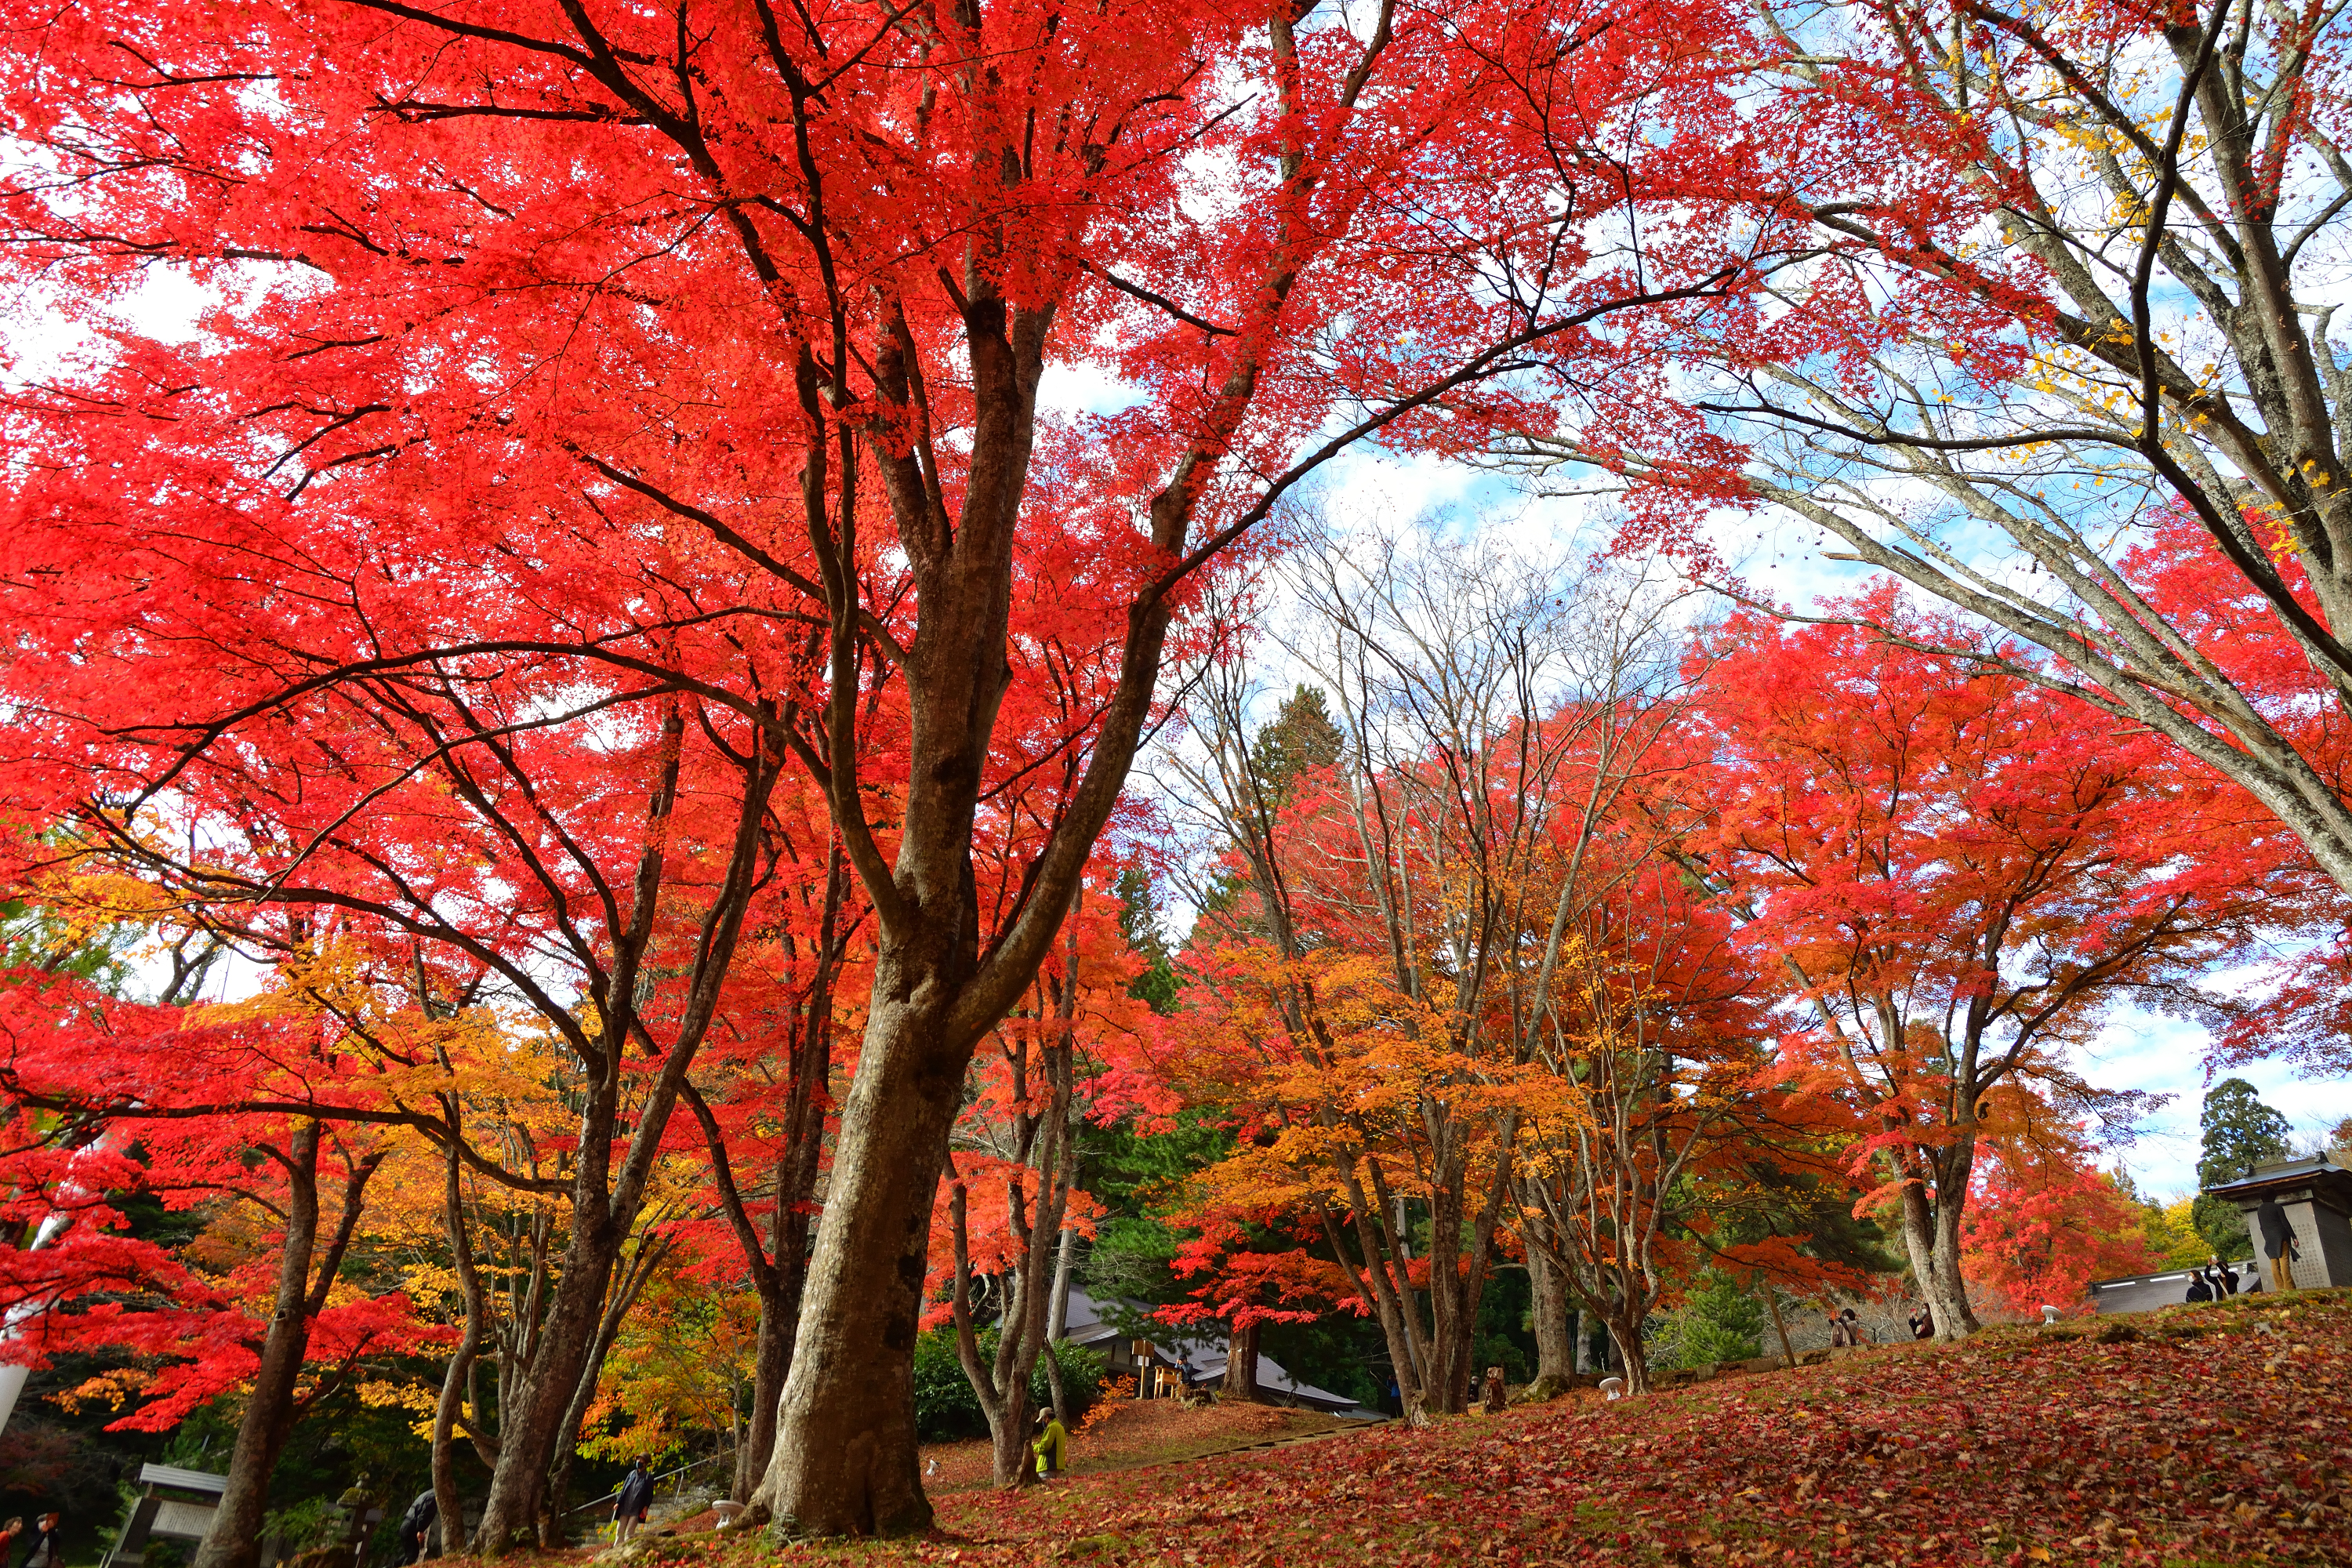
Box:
[1158,538,1696,1421]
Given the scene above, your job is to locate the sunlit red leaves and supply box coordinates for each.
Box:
[1959,1156,2161,1320]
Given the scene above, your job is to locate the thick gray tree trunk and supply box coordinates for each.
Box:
[1525,1242,1577,1399]
[753,975,972,1537]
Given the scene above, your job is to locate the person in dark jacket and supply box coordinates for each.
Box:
[613,1461,655,1548]
[2210,1256,2239,1296]
[17,1514,58,1568]
[398,1490,437,1563]
[2184,1270,2214,1304]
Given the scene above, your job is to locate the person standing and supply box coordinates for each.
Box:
[17,1513,58,1568]
[2184,1269,2214,1304]
[2254,1198,2299,1291]
[2211,1257,2239,1296]
[1031,1409,1069,1479]
[612,1461,654,1548]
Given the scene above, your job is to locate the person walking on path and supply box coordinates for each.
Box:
[18,1513,58,1568]
[1031,1410,1069,1480]
[612,1461,655,1548]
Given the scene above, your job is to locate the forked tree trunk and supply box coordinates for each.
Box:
[1895,1181,1973,1345]
[477,717,780,1552]
[940,976,1076,1492]
[196,1126,382,1568]
[1596,1304,1651,1396]
[538,1240,666,1546]
[475,1218,617,1548]
[1930,1143,1983,1334]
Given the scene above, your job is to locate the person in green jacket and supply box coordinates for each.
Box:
[1031,1408,1069,1479]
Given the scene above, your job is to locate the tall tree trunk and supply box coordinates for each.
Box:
[735,1292,793,1504]
[718,841,845,1504]
[1525,1241,1575,1399]
[1896,1179,1972,1344]
[478,718,780,1552]
[752,976,970,1538]
[192,1127,323,1568]
[1423,1174,1469,1416]
[474,1194,622,1548]
[195,1127,382,1568]
[1598,1295,1650,1394]
[1929,1143,1983,1334]
[432,1123,489,1555]
[1043,1225,1076,1425]
[538,1240,667,1547]
[1222,1319,1261,1403]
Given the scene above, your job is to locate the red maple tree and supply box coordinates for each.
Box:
[1,0,1788,1539]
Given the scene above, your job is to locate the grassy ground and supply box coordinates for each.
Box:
[581,1288,2352,1567]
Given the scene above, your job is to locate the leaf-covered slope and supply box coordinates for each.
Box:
[657,1290,2350,1566]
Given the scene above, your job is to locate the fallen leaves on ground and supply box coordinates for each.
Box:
[639,1290,2352,1566]
[920,1401,1347,1492]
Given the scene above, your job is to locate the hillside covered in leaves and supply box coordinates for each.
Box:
[626,1291,2350,1567]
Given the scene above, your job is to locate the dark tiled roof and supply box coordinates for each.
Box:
[2204,1150,2352,1203]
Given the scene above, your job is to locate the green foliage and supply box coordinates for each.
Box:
[911,1329,1104,1443]
[1257,1316,1386,1407]
[260,1496,338,1553]
[1077,1218,1181,1341]
[2192,1079,2293,1253]
[0,898,136,994]
[1083,1118,1236,1217]
[1645,1272,1765,1372]
[1473,1264,1532,1386]
[1247,686,1344,808]
[1114,866,1179,1016]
